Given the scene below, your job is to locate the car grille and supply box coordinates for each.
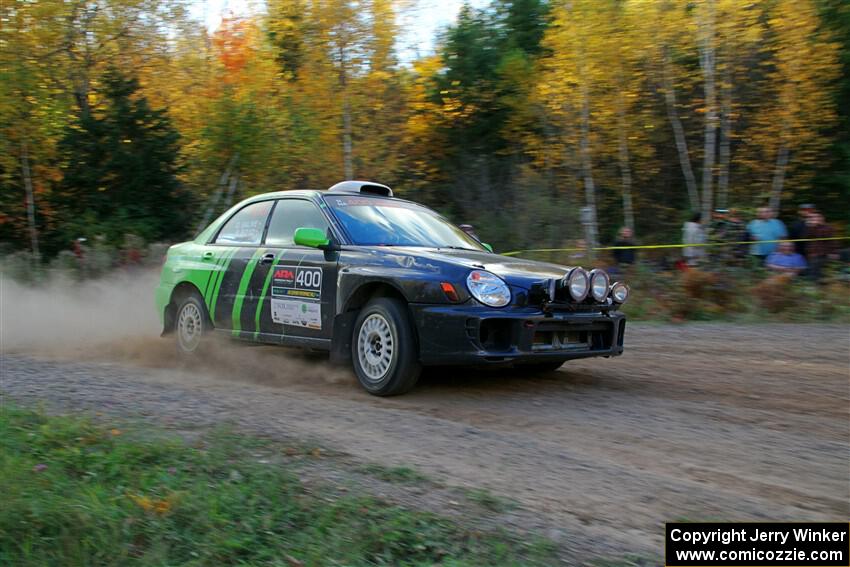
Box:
[532,330,591,351]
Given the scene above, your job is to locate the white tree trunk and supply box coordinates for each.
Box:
[661,49,699,212]
[20,140,39,259]
[579,82,599,258]
[717,64,732,209]
[699,0,717,224]
[343,96,353,179]
[339,44,353,180]
[222,172,239,210]
[616,91,635,234]
[196,154,238,234]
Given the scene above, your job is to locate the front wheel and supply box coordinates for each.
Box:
[175,294,210,355]
[351,298,421,396]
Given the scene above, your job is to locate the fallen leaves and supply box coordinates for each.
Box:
[128,492,179,515]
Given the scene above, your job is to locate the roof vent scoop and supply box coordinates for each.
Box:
[327,180,393,197]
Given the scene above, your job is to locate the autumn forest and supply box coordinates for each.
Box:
[1,0,848,258]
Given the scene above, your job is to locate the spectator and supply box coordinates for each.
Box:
[746,207,787,264]
[682,212,706,267]
[612,226,636,267]
[766,242,807,275]
[709,208,746,265]
[727,208,748,262]
[805,212,838,280]
[458,224,481,242]
[788,203,815,255]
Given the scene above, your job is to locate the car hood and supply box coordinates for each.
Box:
[373,247,573,289]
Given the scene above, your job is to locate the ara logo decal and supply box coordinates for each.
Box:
[273,268,295,284]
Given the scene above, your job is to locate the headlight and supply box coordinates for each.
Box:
[611,282,629,304]
[566,267,589,302]
[466,270,511,307]
[589,269,610,302]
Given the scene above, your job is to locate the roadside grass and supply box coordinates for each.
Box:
[588,554,652,567]
[355,463,430,484]
[0,405,556,566]
[463,488,516,514]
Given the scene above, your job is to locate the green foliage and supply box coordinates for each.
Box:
[0,406,556,566]
[412,0,554,238]
[47,71,188,254]
[812,0,850,224]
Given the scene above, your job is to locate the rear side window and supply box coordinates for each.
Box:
[215,201,273,245]
[265,200,330,246]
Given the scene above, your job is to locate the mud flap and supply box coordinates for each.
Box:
[330,311,357,364]
[161,302,176,336]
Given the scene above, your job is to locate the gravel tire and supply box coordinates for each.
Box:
[351,297,421,396]
[174,293,210,356]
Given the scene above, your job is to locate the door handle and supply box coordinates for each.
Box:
[260,253,276,265]
[202,251,215,261]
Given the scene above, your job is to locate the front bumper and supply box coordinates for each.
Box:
[410,303,626,365]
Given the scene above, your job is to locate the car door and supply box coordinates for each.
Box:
[252,198,339,346]
[206,199,275,333]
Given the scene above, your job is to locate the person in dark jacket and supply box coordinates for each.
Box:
[805,212,838,280]
[612,227,636,267]
[709,208,746,265]
[788,203,815,256]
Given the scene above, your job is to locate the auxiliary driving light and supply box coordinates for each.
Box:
[566,268,590,302]
[589,269,610,303]
[611,282,629,304]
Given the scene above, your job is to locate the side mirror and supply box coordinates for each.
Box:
[482,243,493,253]
[294,227,331,249]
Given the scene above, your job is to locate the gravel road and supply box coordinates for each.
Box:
[2,324,848,561]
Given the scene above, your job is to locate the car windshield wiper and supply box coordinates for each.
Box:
[438,245,480,251]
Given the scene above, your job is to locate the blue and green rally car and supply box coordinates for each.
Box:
[156,181,629,396]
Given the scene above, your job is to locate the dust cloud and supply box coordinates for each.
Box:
[1,268,160,353]
[0,268,354,388]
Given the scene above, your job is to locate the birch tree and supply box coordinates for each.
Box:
[760,0,839,212]
[538,0,604,251]
[697,0,717,223]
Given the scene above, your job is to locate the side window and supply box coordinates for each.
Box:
[215,201,274,245]
[265,200,330,246]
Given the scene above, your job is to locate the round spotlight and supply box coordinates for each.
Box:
[566,268,590,302]
[589,269,610,302]
[611,282,629,304]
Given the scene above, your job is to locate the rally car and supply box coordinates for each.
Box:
[155,181,628,396]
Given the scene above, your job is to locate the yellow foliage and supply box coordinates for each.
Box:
[129,492,179,515]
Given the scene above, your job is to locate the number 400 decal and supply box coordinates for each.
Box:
[296,268,322,289]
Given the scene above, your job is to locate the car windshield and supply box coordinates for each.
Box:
[325,195,485,250]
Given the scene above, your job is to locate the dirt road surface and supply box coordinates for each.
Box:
[2,324,848,561]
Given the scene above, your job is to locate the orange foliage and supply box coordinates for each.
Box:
[213,17,255,81]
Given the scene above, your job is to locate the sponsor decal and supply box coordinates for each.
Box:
[271,298,321,329]
[270,265,323,329]
[332,196,410,209]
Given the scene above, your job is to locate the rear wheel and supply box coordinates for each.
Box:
[175,294,209,355]
[351,298,421,396]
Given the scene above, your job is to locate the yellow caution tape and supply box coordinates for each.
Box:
[501,236,850,257]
